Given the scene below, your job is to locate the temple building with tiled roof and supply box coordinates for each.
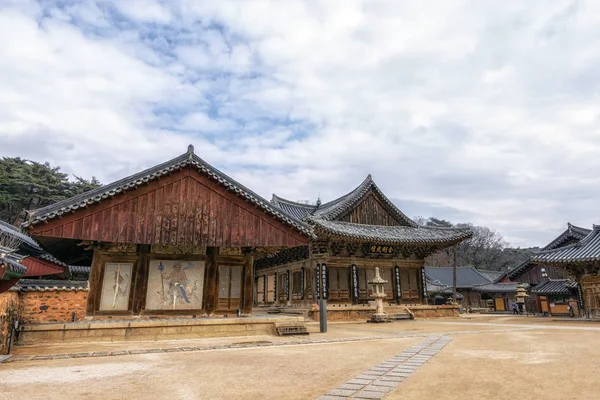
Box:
[256,175,472,308]
[530,224,600,317]
[423,266,523,311]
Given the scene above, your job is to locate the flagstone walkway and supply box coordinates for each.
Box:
[318,335,452,400]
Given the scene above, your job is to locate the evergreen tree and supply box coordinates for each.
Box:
[0,157,101,224]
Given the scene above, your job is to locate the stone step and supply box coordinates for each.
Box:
[275,324,309,336]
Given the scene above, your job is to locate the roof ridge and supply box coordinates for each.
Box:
[271,194,318,209]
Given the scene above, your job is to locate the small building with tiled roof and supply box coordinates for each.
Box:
[257,175,472,307]
[495,223,594,317]
[423,266,523,311]
[531,224,600,317]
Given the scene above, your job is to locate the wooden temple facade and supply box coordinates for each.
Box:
[254,176,473,307]
[22,145,312,318]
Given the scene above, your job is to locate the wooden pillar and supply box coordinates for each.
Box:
[86,249,103,317]
[452,244,458,304]
[204,247,219,316]
[131,244,150,315]
[242,249,254,315]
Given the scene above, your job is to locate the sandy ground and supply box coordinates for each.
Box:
[1,315,599,400]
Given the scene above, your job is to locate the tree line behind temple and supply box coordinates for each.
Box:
[0,157,533,272]
[0,157,101,225]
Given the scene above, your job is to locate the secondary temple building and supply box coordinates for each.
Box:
[256,176,473,310]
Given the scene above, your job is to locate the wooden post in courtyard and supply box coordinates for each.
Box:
[204,247,218,316]
[453,244,458,305]
[242,248,254,316]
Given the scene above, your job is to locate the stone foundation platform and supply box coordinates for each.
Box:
[17,315,305,346]
[305,304,459,322]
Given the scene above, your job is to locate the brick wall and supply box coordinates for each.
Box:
[20,291,88,324]
[0,291,20,355]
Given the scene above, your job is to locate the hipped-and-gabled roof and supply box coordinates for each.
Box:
[499,222,590,281]
[23,145,313,239]
[272,175,472,246]
[542,223,591,251]
[532,224,600,265]
[272,175,417,226]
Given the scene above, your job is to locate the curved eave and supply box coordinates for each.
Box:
[23,157,315,240]
[310,220,473,246]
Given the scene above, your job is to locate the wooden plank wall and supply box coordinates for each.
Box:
[338,192,405,226]
[30,166,308,248]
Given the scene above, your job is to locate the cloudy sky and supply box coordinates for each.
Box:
[1,0,599,247]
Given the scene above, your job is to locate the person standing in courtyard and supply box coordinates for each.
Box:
[511,303,518,315]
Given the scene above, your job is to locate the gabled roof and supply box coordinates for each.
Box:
[477,269,504,282]
[542,223,591,251]
[424,266,491,288]
[500,259,532,281]
[311,219,472,245]
[271,175,417,226]
[23,145,313,238]
[532,225,600,264]
[533,279,578,296]
[271,175,472,246]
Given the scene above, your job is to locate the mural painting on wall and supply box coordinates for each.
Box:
[99,263,133,311]
[146,260,205,310]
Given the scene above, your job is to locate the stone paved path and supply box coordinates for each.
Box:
[318,335,452,400]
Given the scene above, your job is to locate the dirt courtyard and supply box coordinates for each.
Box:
[1,315,599,400]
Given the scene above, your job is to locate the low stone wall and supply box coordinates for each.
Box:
[18,316,303,345]
[0,291,20,355]
[307,304,459,321]
[407,305,459,318]
[20,290,88,324]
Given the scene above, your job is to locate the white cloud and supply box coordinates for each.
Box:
[2,0,600,247]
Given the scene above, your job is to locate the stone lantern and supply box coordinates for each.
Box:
[515,283,529,314]
[368,267,389,323]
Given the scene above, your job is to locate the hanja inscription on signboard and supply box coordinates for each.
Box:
[146,260,205,310]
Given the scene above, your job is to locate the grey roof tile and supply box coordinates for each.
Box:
[532,225,600,264]
[533,279,578,296]
[14,279,89,292]
[0,247,27,278]
[472,282,525,294]
[0,220,43,253]
[311,219,472,245]
[424,266,491,288]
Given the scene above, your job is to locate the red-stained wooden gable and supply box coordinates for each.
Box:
[29,166,309,247]
[22,257,65,277]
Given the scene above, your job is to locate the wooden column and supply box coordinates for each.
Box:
[131,244,150,315]
[242,249,254,315]
[204,247,219,316]
[86,249,103,317]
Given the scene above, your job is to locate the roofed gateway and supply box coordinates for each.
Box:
[256,175,472,309]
